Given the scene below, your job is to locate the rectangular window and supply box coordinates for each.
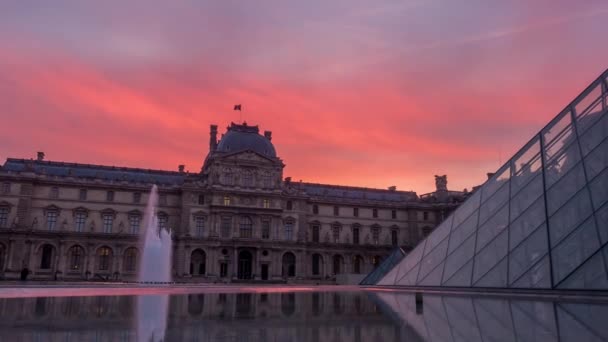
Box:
[372,228,380,245]
[286,201,293,210]
[106,191,115,202]
[158,214,168,230]
[284,221,294,240]
[373,208,378,218]
[102,214,113,233]
[242,173,253,187]
[46,211,58,231]
[129,215,140,234]
[262,220,271,239]
[312,225,320,243]
[224,173,234,186]
[50,187,59,199]
[333,206,339,216]
[195,216,205,237]
[353,228,360,245]
[313,204,319,214]
[221,217,231,238]
[262,175,271,188]
[0,207,9,228]
[198,194,205,205]
[133,192,141,204]
[74,212,86,232]
[159,194,167,206]
[332,226,340,243]
[220,263,228,277]
[353,207,359,217]
[391,230,398,246]
[79,189,87,201]
[223,196,231,206]
[2,182,11,194]
[239,217,253,238]
[423,211,429,220]
[391,210,397,219]
[263,199,270,208]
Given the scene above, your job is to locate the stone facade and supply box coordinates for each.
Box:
[0,123,468,282]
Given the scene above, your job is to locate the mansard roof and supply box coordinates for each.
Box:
[299,182,418,203]
[1,159,185,186]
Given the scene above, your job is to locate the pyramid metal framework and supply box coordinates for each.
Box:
[360,247,406,285]
[378,69,608,290]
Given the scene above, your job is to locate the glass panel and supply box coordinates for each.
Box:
[509,196,546,250]
[510,173,543,221]
[558,247,608,290]
[422,297,452,342]
[452,190,481,228]
[542,110,573,161]
[443,297,483,342]
[508,224,548,284]
[476,205,509,253]
[574,82,602,119]
[583,137,608,180]
[511,138,542,195]
[443,259,473,287]
[544,141,581,189]
[418,261,444,286]
[596,202,608,244]
[390,239,427,284]
[559,302,608,340]
[511,255,551,289]
[479,182,509,225]
[473,230,508,283]
[474,257,507,288]
[417,238,449,283]
[548,187,593,247]
[396,264,420,286]
[579,110,608,156]
[475,298,516,342]
[556,305,608,342]
[423,216,452,257]
[590,167,608,210]
[443,233,476,283]
[512,301,559,342]
[552,216,600,285]
[448,209,479,254]
[481,164,511,201]
[546,162,587,216]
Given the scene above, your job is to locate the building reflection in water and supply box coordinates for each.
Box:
[0,290,607,341]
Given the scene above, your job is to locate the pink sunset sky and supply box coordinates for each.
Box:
[0,0,607,194]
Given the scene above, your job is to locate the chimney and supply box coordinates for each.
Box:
[264,131,272,141]
[285,177,291,184]
[178,165,185,173]
[388,186,397,191]
[36,152,45,161]
[209,125,218,152]
[487,172,495,180]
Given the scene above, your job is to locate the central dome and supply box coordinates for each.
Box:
[215,122,277,158]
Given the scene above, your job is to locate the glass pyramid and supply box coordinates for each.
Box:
[378,69,608,290]
[360,247,406,285]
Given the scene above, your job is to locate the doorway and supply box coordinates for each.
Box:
[261,264,269,280]
[237,250,253,280]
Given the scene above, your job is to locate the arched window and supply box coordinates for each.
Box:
[282,252,296,277]
[353,255,364,274]
[97,246,112,271]
[123,248,138,272]
[190,249,206,276]
[40,244,54,269]
[68,245,84,271]
[312,254,323,276]
[284,220,294,240]
[332,255,343,274]
[239,216,253,238]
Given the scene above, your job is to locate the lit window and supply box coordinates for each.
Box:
[106,191,114,202]
[74,211,86,232]
[102,214,113,233]
[157,214,168,230]
[261,220,271,239]
[221,217,231,238]
[98,247,111,271]
[195,216,205,237]
[353,207,359,217]
[124,248,137,272]
[133,192,141,204]
[50,187,59,199]
[284,221,294,240]
[239,216,253,238]
[79,189,87,201]
[223,196,231,206]
[372,208,378,218]
[312,204,319,214]
[2,182,11,194]
[129,215,140,234]
[46,211,58,231]
[263,199,270,208]
[372,227,380,245]
[0,207,9,228]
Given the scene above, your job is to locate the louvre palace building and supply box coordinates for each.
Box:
[0,122,468,283]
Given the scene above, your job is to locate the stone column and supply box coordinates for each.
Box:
[233,248,238,279]
[56,241,66,277]
[5,239,15,272]
[254,249,260,280]
[183,245,191,276]
[115,245,123,277]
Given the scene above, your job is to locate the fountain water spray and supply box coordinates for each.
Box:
[136,185,172,342]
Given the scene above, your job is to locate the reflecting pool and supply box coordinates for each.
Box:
[0,288,607,341]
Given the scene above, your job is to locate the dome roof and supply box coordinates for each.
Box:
[216,122,277,158]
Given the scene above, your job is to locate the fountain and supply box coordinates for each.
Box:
[136,185,172,342]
